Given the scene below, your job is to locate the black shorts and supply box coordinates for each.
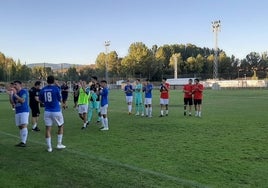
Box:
[184,98,193,105]
[194,99,202,105]
[30,105,40,117]
[62,94,68,102]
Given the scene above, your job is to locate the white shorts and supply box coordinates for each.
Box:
[15,112,29,126]
[126,96,133,103]
[160,98,169,105]
[100,104,108,115]
[144,98,152,105]
[78,104,88,114]
[44,111,64,126]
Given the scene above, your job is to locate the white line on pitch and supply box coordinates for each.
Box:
[0,130,210,188]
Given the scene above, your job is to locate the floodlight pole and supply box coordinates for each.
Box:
[212,20,221,80]
[104,41,110,83]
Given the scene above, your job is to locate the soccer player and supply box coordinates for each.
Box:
[143,79,153,117]
[72,81,79,109]
[7,82,15,110]
[78,80,90,129]
[192,78,204,117]
[39,75,66,152]
[61,81,69,109]
[159,77,170,117]
[183,79,193,116]
[8,80,29,147]
[134,79,144,116]
[88,76,101,124]
[124,80,133,115]
[29,80,42,131]
[99,80,109,131]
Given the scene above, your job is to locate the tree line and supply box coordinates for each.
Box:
[1,42,268,83]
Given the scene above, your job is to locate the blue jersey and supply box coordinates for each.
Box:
[39,85,61,112]
[13,89,29,114]
[100,87,109,107]
[144,84,153,98]
[124,84,133,96]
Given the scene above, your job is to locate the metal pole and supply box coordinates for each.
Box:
[212,20,221,80]
[104,41,110,83]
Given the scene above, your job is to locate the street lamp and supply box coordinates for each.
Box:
[104,40,110,83]
[212,20,221,80]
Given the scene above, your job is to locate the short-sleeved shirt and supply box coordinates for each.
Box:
[144,84,153,98]
[160,83,170,99]
[183,84,193,98]
[13,89,29,114]
[192,84,204,100]
[61,84,69,96]
[39,85,61,112]
[100,87,109,107]
[124,84,133,96]
[29,87,40,107]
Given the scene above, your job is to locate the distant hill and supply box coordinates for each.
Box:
[26,63,84,70]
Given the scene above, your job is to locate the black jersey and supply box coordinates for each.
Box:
[29,87,40,107]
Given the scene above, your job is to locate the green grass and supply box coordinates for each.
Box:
[1,89,268,188]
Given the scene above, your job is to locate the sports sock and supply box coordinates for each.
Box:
[57,134,63,145]
[101,117,105,127]
[104,118,109,128]
[46,137,52,149]
[20,127,28,144]
[145,108,148,116]
[32,123,37,129]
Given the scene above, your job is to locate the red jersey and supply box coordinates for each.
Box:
[183,84,193,98]
[160,82,170,99]
[192,83,204,100]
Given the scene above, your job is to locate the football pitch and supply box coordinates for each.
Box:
[0,89,268,188]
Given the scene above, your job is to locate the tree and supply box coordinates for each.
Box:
[121,42,152,78]
[218,52,233,79]
[65,67,79,82]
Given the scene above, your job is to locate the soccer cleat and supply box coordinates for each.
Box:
[141,113,144,117]
[128,112,132,115]
[57,144,66,149]
[47,147,53,152]
[184,111,186,116]
[135,112,139,116]
[165,114,168,116]
[189,113,192,116]
[15,142,26,147]
[100,127,109,131]
[159,114,163,117]
[32,127,40,132]
[81,126,86,130]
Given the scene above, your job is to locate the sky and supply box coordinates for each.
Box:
[0,0,268,65]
